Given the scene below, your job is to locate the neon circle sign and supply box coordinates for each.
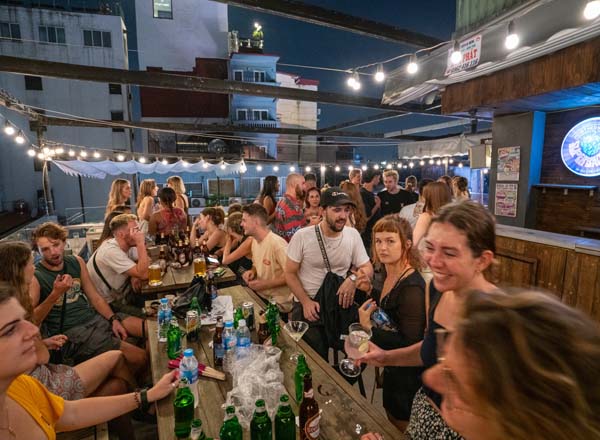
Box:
[561,117,600,177]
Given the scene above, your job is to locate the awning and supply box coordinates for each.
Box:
[397,133,490,159]
[53,159,246,179]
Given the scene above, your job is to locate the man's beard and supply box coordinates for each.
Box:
[325,214,345,233]
[295,186,305,201]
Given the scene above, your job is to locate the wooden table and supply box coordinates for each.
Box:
[147,285,403,440]
[141,265,237,295]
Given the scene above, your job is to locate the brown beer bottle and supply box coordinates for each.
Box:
[299,374,320,440]
[257,312,270,345]
[213,316,225,367]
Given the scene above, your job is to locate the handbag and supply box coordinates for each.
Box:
[172,275,207,318]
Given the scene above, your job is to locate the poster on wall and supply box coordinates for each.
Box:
[445,34,482,76]
[497,146,520,181]
[495,183,518,217]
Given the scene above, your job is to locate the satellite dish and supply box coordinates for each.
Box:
[208,139,228,154]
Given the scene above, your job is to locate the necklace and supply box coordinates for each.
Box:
[0,404,15,439]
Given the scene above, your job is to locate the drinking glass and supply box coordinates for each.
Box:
[340,323,372,377]
[148,262,163,286]
[283,320,309,362]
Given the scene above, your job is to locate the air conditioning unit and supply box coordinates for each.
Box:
[190,197,206,208]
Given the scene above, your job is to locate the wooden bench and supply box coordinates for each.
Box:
[57,423,109,440]
[576,226,600,238]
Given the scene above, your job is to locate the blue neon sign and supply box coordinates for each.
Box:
[561,117,600,177]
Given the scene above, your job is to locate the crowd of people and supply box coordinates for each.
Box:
[0,170,598,440]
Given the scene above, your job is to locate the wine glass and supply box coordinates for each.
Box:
[340,323,372,377]
[283,320,309,362]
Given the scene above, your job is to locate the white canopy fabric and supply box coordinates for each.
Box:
[397,133,489,159]
[53,159,246,179]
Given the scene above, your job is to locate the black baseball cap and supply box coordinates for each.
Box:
[320,187,356,208]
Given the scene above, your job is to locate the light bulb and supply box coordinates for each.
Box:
[55,147,64,155]
[240,163,247,173]
[442,158,448,164]
[386,164,392,169]
[320,165,326,172]
[3,121,15,136]
[449,158,454,164]
[458,163,464,168]
[346,73,357,88]
[93,151,101,158]
[348,165,354,171]
[43,147,50,154]
[374,64,385,83]
[305,166,311,172]
[419,160,425,166]
[27,149,36,157]
[139,156,146,163]
[257,165,263,171]
[15,131,25,144]
[373,164,380,170]
[289,166,295,172]
[202,161,208,169]
[505,21,520,50]
[182,160,189,167]
[407,54,418,74]
[483,168,489,174]
[273,165,279,172]
[584,1,600,19]
[68,149,75,157]
[334,166,340,172]
[409,162,414,168]
[116,154,124,161]
[361,165,367,171]
[403,164,408,169]
[351,71,361,91]
[37,152,45,160]
[397,163,402,169]
[429,159,434,165]
[161,158,168,165]
[80,151,88,158]
[436,159,442,166]
[450,40,462,65]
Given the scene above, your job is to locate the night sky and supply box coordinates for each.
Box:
[229,0,458,135]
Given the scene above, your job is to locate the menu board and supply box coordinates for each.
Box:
[497,146,520,181]
[495,183,518,217]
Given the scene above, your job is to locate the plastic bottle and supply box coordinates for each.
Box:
[158,297,172,343]
[222,320,237,372]
[219,405,243,440]
[275,394,296,440]
[235,319,251,360]
[179,348,199,408]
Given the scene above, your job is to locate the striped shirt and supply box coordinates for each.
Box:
[273,194,305,242]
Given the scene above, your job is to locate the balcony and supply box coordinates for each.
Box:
[233,118,278,129]
[231,71,276,84]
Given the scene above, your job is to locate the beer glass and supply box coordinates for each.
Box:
[193,256,206,277]
[148,262,163,286]
[340,323,372,377]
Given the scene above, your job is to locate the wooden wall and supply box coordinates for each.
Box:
[496,236,600,322]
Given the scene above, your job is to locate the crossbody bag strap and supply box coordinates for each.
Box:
[92,252,115,292]
[424,278,431,333]
[314,225,332,272]
[57,269,68,335]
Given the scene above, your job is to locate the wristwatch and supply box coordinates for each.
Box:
[346,273,357,283]
[108,314,122,324]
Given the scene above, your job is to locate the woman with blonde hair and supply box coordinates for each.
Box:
[105,179,132,218]
[340,180,367,233]
[190,207,227,256]
[412,181,452,245]
[166,176,189,215]
[136,179,158,232]
[423,288,600,440]
[356,216,426,430]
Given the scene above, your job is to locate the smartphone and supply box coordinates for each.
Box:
[207,256,220,266]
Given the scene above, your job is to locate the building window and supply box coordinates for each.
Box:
[252,109,269,120]
[253,71,266,82]
[109,83,122,95]
[39,26,66,44]
[236,109,248,121]
[0,22,21,41]
[153,0,173,19]
[24,75,43,91]
[208,179,235,197]
[111,111,125,132]
[83,30,111,48]
[233,70,243,81]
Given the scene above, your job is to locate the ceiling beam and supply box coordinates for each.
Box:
[215,0,443,48]
[0,55,406,112]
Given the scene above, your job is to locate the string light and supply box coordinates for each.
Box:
[14,131,25,144]
[458,163,464,168]
[374,64,385,83]
[505,20,520,50]
[373,164,380,170]
[43,147,50,154]
[3,121,15,135]
[182,160,190,167]
[27,149,36,157]
[420,160,425,166]
[290,166,296,172]
[386,163,392,169]
[93,151,101,158]
[334,165,341,172]
[68,149,75,157]
[273,165,279,172]
[436,159,442,165]
[202,160,208,169]
[429,159,435,165]
[397,163,402,169]
[37,152,45,160]
[257,164,263,171]
[139,156,147,163]
[55,147,64,155]
[79,151,88,158]
[162,158,168,165]
[442,158,448,164]
[320,165,326,172]
[407,54,419,74]
[305,166,311,172]
[409,162,414,168]
[116,153,124,161]
[483,168,489,174]
[450,40,462,65]
[351,71,361,91]
[346,71,357,88]
[449,158,454,164]
[240,161,247,173]
[361,165,367,171]
[584,1,600,19]
[348,165,354,171]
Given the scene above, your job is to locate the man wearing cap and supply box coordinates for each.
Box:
[285,187,374,360]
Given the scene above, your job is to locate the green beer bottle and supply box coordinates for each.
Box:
[294,354,311,403]
[219,405,243,440]
[190,418,207,440]
[174,379,195,438]
[250,399,272,440]
[233,306,244,329]
[167,318,182,360]
[275,394,296,440]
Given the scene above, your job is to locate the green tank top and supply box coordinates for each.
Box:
[34,255,97,335]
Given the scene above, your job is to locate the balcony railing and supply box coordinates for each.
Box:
[232,71,275,83]
[233,119,278,129]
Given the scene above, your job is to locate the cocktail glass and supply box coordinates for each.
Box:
[340,323,372,377]
[283,320,309,362]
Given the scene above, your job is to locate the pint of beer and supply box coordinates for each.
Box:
[148,263,162,286]
[193,256,206,277]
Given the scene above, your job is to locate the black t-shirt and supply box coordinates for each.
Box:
[377,189,413,215]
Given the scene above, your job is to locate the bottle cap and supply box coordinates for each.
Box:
[255,399,266,408]
[280,394,289,403]
[183,348,193,357]
[238,319,246,327]
[160,298,168,304]
[224,320,233,328]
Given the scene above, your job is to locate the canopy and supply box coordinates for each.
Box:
[397,133,489,159]
[53,159,246,179]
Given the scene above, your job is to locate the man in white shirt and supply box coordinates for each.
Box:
[399,178,433,229]
[240,203,293,313]
[285,187,373,359]
[87,214,148,334]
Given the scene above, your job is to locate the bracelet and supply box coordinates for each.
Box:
[133,390,142,408]
[108,314,122,324]
[140,388,150,412]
